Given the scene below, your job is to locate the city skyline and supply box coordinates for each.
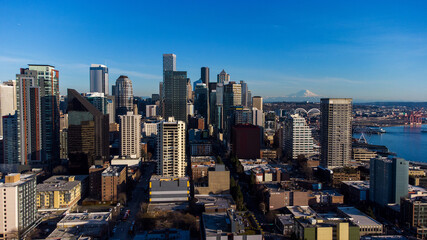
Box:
[1,1,427,101]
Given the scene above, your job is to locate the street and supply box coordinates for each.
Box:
[111,161,155,240]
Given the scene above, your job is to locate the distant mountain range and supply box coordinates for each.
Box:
[264,90,322,102]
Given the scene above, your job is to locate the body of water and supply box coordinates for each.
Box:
[353,126,427,163]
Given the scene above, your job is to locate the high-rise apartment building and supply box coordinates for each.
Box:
[0,174,37,239]
[16,68,43,167]
[217,69,230,83]
[252,96,263,111]
[284,114,314,159]
[163,71,188,123]
[114,75,134,117]
[3,114,18,164]
[0,82,16,136]
[90,64,109,95]
[67,89,109,174]
[120,112,141,158]
[320,98,352,168]
[201,67,209,85]
[157,117,186,177]
[370,157,409,206]
[163,54,176,72]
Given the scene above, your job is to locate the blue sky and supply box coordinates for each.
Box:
[1,1,427,101]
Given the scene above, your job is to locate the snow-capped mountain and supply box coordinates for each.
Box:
[264,90,322,102]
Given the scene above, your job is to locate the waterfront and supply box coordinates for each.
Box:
[353,126,427,163]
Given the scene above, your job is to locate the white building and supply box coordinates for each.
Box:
[283,114,314,159]
[0,174,37,239]
[146,105,158,118]
[120,112,141,158]
[157,117,186,177]
[0,82,16,136]
[90,64,109,95]
[143,122,159,138]
[252,107,264,127]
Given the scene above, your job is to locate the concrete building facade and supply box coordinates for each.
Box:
[120,112,141,158]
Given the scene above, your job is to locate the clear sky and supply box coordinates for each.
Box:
[1,1,426,101]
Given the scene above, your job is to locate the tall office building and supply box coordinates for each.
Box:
[0,174,37,239]
[106,95,115,124]
[90,64,109,95]
[187,78,193,102]
[217,69,230,83]
[163,71,188,123]
[252,96,263,111]
[320,98,352,168]
[163,54,176,72]
[370,157,409,206]
[157,117,186,177]
[223,82,241,120]
[3,114,18,164]
[120,112,141,158]
[85,92,107,114]
[252,108,264,127]
[2,80,17,111]
[16,68,43,167]
[67,89,109,174]
[201,67,209,85]
[247,90,252,107]
[194,83,209,123]
[0,82,16,137]
[240,81,249,107]
[284,114,314,159]
[146,105,158,118]
[114,75,134,117]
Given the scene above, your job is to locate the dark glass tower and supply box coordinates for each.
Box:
[201,67,209,85]
[67,89,109,174]
[163,71,188,123]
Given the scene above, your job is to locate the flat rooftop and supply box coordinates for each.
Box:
[338,207,382,227]
[37,175,85,192]
[342,180,370,190]
[0,174,34,187]
[287,206,318,219]
[102,165,126,176]
[58,212,111,225]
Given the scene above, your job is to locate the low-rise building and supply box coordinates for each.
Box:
[46,212,111,240]
[341,181,370,204]
[401,196,427,239]
[201,210,263,240]
[0,174,37,239]
[353,148,377,162]
[37,175,87,211]
[288,206,360,240]
[149,175,189,203]
[338,207,383,236]
[101,165,127,203]
[191,156,216,182]
[275,214,293,236]
[195,165,230,195]
[134,229,190,240]
[312,190,344,205]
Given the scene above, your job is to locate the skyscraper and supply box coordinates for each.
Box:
[157,117,186,177]
[90,64,109,95]
[194,83,209,123]
[16,68,43,167]
[320,98,352,168]
[240,81,248,107]
[67,89,109,174]
[370,157,409,206]
[163,71,188,123]
[163,54,176,72]
[120,112,141,158]
[284,114,314,159]
[114,75,134,117]
[223,81,241,120]
[27,65,60,170]
[217,69,230,83]
[85,92,108,114]
[252,96,263,111]
[0,82,16,136]
[201,67,209,85]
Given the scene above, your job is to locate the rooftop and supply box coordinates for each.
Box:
[37,175,86,192]
[338,207,382,227]
[58,212,111,225]
[287,206,318,219]
[342,180,370,190]
[0,173,34,187]
[102,165,126,176]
